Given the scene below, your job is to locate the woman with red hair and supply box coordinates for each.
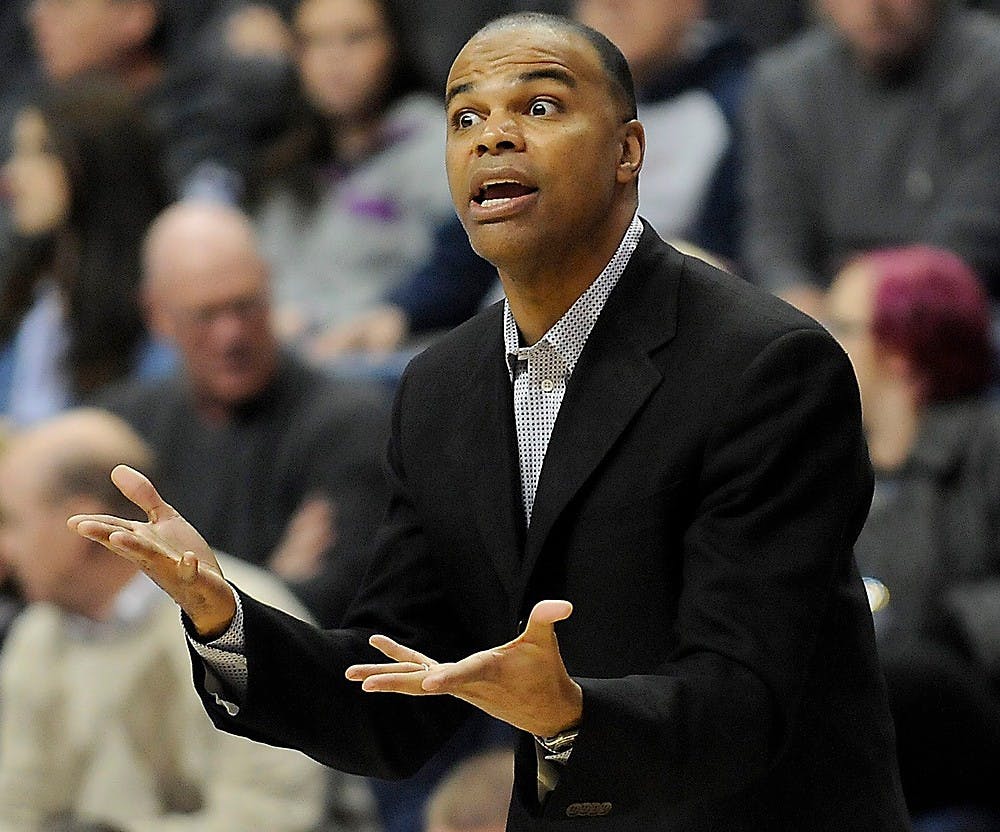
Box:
[826,245,1000,829]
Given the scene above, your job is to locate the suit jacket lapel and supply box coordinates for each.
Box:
[458,304,526,603]
[519,226,684,593]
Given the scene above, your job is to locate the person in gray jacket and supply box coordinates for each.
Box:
[742,0,1000,319]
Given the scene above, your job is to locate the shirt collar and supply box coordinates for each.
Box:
[504,213,643,378]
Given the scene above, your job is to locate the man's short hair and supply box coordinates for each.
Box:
[40,411,155,522]
[48,459,151,522]
[476,12,638,121]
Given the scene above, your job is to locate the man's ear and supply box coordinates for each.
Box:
[616,119,645,184]
[61,495,109,555]
[141,284,177,343]
[63,494,107,524]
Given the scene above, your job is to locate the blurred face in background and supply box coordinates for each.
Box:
[0,451,82,608]
[144,211,279,413]
[825,262,882,420]
[574,0,702,84]
[294,0,396,121]
[2,108,70,235]
[28,0,158,81]
[818,0,938,70]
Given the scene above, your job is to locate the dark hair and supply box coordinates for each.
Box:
[477,12,638,121]
[0,77,172,398]
[865,245,994,403]
[246,0,430,210]
[139,0,170,59]
[42,413,156,522]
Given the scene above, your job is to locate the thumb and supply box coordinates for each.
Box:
[110,464,176,524]
[520,599,573,646]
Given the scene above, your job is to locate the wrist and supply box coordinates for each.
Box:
[539,678,583,738]
[533,678,582,764]
[189,586,238,641]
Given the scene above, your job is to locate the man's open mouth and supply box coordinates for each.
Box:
[473,181,538,207]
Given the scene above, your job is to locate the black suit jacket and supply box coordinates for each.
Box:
[194,225,910,830]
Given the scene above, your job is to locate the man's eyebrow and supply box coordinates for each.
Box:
[445,68,577,109]
[445,82,474,109]
[516,68,577,89]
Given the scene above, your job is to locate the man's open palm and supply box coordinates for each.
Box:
[68,465,237,638]
[345,599,583,737]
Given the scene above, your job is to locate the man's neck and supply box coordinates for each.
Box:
[191,361,280,426]
[498,208,636,345]
[72,563,142,623]
[193,387,256,427]
[502,277,592,347]
[332,113,384,165]
[116,49,164,96]
[865,383,920,473]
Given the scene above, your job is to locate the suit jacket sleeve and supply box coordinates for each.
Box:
[192,364,479,780]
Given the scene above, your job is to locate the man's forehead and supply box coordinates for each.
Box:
[2,439,51,485]
[446,23,603,92]
[55,0,119,14]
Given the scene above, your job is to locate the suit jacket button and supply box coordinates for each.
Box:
[566,802,612,817]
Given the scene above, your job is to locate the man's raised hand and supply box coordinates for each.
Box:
[67,464,236,639]
[345,599,583,738]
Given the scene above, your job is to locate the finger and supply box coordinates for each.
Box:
[77,523,166,571]
[71,517,136,541]
[368,634,436,667]
[344,661,430,681]
[107,528,169,563]
[76,527,163,573]
[358,671,437,695]
[110,464,180,524]
[519,599,573,647]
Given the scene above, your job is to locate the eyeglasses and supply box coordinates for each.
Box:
[173,294,268,329]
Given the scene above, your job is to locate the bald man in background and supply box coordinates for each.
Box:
[95,201,390,628]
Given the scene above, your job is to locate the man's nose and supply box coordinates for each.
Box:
[476,114,525,156]
[208,310,249,342]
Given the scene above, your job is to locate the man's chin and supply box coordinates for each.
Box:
[202,376,267,409]
[465,222,542,271]
[854,30,926,76]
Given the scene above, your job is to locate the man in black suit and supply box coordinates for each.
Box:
[71,12,910,830]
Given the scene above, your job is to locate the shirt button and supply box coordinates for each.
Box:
[541,378,555,393]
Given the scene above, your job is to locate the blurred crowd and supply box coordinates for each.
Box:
[0,0,998,830]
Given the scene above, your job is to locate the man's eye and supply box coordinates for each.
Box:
[456,111,482,129]
[528,100,557,117]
